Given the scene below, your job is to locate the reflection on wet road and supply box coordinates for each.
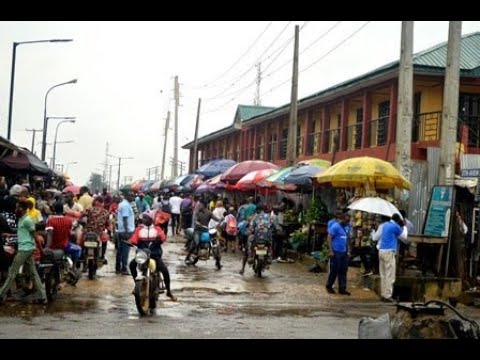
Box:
[1,236,474,338]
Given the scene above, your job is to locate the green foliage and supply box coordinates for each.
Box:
[306,197,331,224]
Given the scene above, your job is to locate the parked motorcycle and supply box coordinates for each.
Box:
[184,225,222,270]
[39,248,80,302]
[126,241,165,316]
[83,232,103,280]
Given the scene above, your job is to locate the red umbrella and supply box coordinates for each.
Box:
[236,169,278,191]
[221,161,279,183]
[63,185,81,195]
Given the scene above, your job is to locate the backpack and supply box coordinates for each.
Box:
[225,214,238,236]
[154,210,171,226]
[181,200,193,216]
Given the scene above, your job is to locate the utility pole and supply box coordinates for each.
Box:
[254,62,262,106]
[173,76,180,177]
[286,25,300,167]
[161,111,170,180]
[104,142,109,186]
[395,21,414,186]
[192,98,201,172]
[439,21,462,186]
[108,154,133,191]
[146,166,159,180]
[25,128,42,153]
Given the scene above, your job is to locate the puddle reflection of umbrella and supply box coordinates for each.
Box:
[347,197,403,219]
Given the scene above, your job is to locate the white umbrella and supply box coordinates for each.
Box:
[347,197,403,219]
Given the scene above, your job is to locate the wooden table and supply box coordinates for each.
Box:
[408,235,448,275]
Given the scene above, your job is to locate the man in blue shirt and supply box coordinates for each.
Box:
[378,213,407,302]
[327,210,343,232]
[326,213,351,295]
[116,193,135,275]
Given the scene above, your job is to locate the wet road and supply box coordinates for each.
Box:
[1,236,478,338]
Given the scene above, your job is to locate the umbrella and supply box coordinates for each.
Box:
[236,168,278,191]
[206,174,226,189]
[131,180,146,192]
[315,156,411,190]
[196,159,237,179]
[347,197,403,219]
[63,185,81,195]
[257,166,297,191]
[297,158,331,168]
[141,180,156,192]
[149,180,163,192]
[284,165,326,187]
[221,160,279,183]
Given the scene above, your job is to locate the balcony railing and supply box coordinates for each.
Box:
[459,115,480,148]
[324,128,339,153]
[346,123,362,150]
[306,132,321,155]
[369,116,388,146]
[412,111,441,142]
[279,138,287,159]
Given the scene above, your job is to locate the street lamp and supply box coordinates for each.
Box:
[52,119,76,170]
[41,79,77,161]
[7,39,73,141]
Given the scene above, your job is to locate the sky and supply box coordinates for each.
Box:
[0,21,479,187]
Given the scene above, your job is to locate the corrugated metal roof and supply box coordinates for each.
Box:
[237,105,276,121]
[413,32,480,70]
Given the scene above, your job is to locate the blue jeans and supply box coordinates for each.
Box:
[65,242,82,262]
[116,232,132,272]
[326,251,348,291]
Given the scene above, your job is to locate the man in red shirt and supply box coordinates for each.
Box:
[45,201,81,264]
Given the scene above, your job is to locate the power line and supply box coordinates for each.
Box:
[263,21,342,79]
[261,21,371,97]
[201,21,294,101]
[192,21,273,90]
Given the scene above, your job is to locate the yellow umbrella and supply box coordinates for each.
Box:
[315,156,411,190]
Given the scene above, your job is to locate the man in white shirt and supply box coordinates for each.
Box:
[169,193,183,236]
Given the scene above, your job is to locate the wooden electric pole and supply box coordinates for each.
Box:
[439,21,462,186]
[161,111,170,180]
[395,21,414,183]
[192,98,201,172]
[286,25,300,167]
[173,76,180,177]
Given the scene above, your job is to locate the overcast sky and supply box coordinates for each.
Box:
[1,21,479,187]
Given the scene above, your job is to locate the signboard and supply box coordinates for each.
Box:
[460,168,480,178]
[423,186,455,237]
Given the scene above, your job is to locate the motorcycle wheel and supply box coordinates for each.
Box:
[134,279,150,316]
[254,258,263,278]
[88,260,96,280]
[45,271,58,302]
[149,276,157,309]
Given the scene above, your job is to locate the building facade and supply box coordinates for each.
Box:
[184,33,480,173]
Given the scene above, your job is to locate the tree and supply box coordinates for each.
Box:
[88,173,106,194]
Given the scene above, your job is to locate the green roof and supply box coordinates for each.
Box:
[236,105,276,121]
[413,32,480,70]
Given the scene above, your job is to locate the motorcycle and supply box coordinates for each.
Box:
[126,241,165,316]
[251,238,272,278]
[38,248,80,302]
[184,225,222,270]
[83,232,103,280]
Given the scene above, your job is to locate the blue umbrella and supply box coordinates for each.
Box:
[284,165,326,187]
[196,159,236,179]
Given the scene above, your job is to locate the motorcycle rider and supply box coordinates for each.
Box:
[85,196,110,264]
[239,203,272,275]
[128,212,177,301]
[184,200,222,266]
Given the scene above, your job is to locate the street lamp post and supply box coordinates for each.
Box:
[7,39,73,141]
[41,79,77,161]
[52,119,76,170]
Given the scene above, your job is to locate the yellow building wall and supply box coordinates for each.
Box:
[414,84,443,113]
[371,92,390,119]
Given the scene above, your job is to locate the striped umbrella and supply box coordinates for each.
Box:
[258,166,297,191]
[236,168,278,191]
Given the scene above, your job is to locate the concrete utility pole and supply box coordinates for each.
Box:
[161,111,170,180]
[192,98,202,172]
[104,142,109,186]
[25,128,42,153]
[286,25,300,167]
[173,76,180,177]
[395,21,414,184]
[439,21,462,186]
[254,62,262,106]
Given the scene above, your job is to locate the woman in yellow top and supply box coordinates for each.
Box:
[26,197,43,224]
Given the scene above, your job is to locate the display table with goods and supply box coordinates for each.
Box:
[306,198,331,252]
